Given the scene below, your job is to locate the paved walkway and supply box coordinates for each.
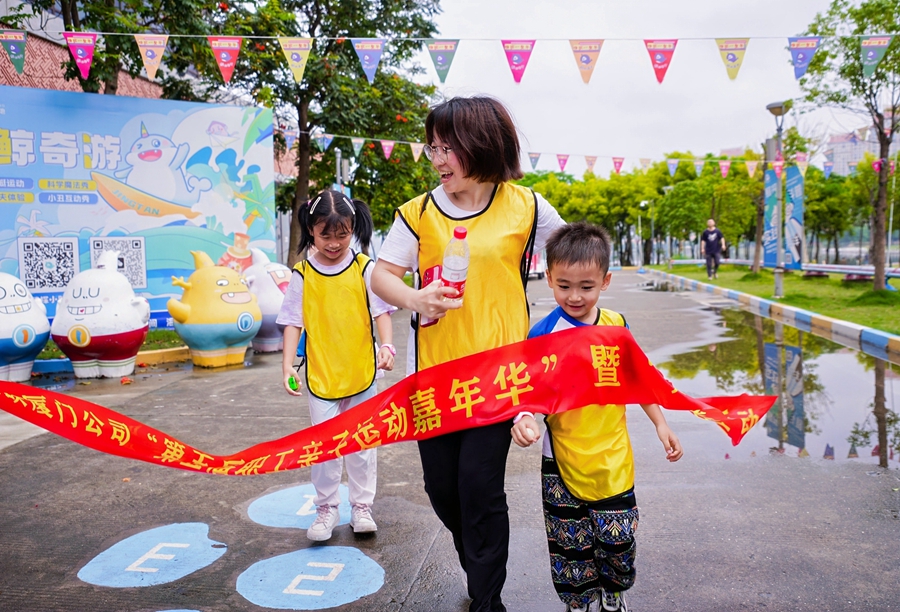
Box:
[1,271,898,611]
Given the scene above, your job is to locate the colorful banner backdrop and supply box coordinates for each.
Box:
[352,38,385,84]
[861,35,893,78]
[585,155,597,173]
[425,39,459,83]
[278,37,312,84]
[380,140,395,159]
[644,39,677,83]
[502,39,535,83]
[694,160,705,176]
[745,160,759,178]
[351,137,365,156]
[763,342,783,443]
[63,31,97,80]
[208,36,242,83]
[640,158,651,174]
[529,152,541,170]
[823,161,834,179]
[612,156,624,175]
[557,154,569,172]
[667,159,679,177]
[784,165,804,270]
[410,142,424,162]
[784,344,805,450]
[569,39,603,84]
[0,30,27,75]
[788,36,821,80]
[763,169,779,268]
[719,160,731,178]
[134,34,167,80]
[716,38,749,80]
[795,151,808,177]
[0,326,775,477]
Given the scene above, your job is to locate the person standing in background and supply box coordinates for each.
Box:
[700,218,725,280]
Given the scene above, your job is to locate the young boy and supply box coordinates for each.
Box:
[512,222,683,612]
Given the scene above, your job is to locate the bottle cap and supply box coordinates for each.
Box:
[453,226,467,240]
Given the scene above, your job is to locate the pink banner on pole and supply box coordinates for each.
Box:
[644,39,677,83]
[773,150,784,179]
[719,160,731,178]
[585,156,597,173]
[557,154,569,172]
[612,157,625,175]
[501,39,535,83]
[63,32,97,80]
[569,39,603,84]
[208,36,242,83]
[410,142,424,162]
[745,160,759,178]
[381,140,395,159]
[134,34,168,80]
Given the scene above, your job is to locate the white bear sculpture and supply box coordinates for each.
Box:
[0,273,51,382]
[244,248,290,352]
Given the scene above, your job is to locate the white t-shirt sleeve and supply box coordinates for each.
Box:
[276,271,304,328]
[378,219,420,271]
[364,264,397,319]
[534,192,566,251]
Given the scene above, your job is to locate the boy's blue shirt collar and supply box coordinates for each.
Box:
[553,305,598,327]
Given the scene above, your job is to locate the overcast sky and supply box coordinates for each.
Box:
[410,0,866,177]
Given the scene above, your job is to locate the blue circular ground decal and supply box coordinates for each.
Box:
[248,483,351,529]
[77,523,227,587]
[236,546,384,610]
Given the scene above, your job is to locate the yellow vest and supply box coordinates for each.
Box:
[294,253,375,400]
[396,183,537,370]
[546,309,634,502]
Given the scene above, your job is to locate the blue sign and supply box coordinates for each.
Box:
[77,523,227,587]
[784,344,805,449]
[236,546,384,610]
[784,166,804,270]
[763,342,783,442]
[248,483,352,530]
[763,169,779,268]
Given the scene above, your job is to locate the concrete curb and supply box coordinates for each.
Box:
[32,346,190,374]
[646,269,900,363]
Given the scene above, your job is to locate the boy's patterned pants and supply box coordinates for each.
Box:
[541,456,639,609]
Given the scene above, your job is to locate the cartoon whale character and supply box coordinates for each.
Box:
[243,248,290,352]
[0,273,51,382]
[167,251,262,368]
[50,251,150,379]
[116,122,212,205]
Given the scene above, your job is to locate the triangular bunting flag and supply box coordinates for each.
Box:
[773,150,784,179]
[557,154,569,172]
[796,152,809,177]
[719,160,731,178]
[0,30,27,75]
[424,39,459,84]
[585,156,597,173]
[501,39,535,84]
[321,134,334,150]
[380,140,395,159]
[528,152,541,170]
[788,37,821,80]
[410,142,424,162]
[824,444,835,459]
[640,158,651,174]
[694,160,705,177]
[284,130,297,151]
[278,37,312,84]
[872,444,880,456]
[848,443,859,458]
[861,35,893,78]
[208,36,242,83]
[134,34,167,80]
[63,32,97,80]
[798,447,810,458]
[352,38,385,84]
[667,159,679,177]
[644,39,677,83]
[745,160,759,178]
[612,157,625,175]
[351,137,365,157]
[823,161,834,179]
[716,38,749,80]
[569,39,603,84]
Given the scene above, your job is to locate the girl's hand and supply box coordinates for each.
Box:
[656,424,683,462]
[412,280,463,320]
[511,414,540,448]
[376,345,395,371]
[283,367,302,396]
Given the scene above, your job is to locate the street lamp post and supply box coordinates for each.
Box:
[767,101,788,299]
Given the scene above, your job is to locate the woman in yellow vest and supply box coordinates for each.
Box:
[277,189,396,542]
[372,96,565,612]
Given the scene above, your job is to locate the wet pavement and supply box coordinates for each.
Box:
[1,271,899,612]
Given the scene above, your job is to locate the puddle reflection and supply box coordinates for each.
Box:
[657,309,900,466]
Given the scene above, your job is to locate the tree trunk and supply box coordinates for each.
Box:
[871,135,891,291]
[874,358,887,469]
[832,233,840,264]
[288,98,311,267]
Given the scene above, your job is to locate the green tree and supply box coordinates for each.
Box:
[802,0,900,290]
[804,167,852,263]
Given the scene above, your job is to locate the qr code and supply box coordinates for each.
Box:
[89,237,147,289]
[17,237,80,291]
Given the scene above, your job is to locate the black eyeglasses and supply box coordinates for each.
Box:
[423,145,453,161]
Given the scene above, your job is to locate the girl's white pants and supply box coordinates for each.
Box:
[307,383,378,507]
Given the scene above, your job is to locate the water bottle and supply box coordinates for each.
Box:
[441,226,469,303]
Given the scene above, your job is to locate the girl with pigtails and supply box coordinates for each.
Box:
[276,189,396,542]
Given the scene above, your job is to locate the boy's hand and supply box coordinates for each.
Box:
[511,414,540,448]
[656,424,683,462]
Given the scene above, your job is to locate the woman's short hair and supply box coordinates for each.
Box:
[425,96,524,184]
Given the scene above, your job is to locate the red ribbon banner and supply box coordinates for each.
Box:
[0,326,775,476]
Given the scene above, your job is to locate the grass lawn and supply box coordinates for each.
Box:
[36,329,186,360]
[651,263,900,336]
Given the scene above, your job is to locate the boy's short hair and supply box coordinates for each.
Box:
[425,96,524,184]
[545,222,613,275]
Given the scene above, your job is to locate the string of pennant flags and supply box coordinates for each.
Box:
[0,29,896,86]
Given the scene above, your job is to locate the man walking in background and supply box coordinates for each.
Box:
[700,219,725,280]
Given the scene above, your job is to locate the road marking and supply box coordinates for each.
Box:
[283,562,345,595]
